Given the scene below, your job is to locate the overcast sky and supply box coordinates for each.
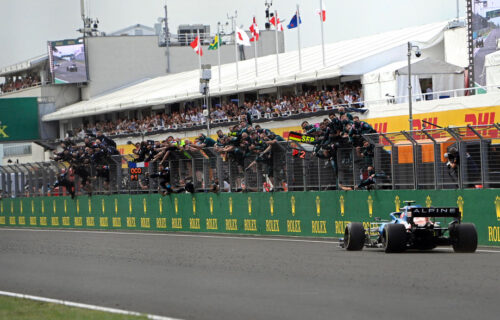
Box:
[0,0,466,68]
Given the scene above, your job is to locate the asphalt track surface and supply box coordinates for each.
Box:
[0,229,499,320]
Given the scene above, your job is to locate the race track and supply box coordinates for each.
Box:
[0,228,499,320]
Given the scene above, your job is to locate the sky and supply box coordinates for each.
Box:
[0,0,467,69]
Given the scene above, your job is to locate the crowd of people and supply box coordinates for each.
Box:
[0,75,41,94]
[49,99,381,197]
[50,131,119,198]
[69,85,365,138]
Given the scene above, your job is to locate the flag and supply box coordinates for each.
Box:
[270,15,284,31]
[318,0,326,22]
[249,17,260,42]
[128,161,149,168]
[189,36,203,56]
[208,35,219,50]
[235,27,251,46]
[287,13,302,29]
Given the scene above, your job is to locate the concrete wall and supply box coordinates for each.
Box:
[41,85,80,109]
[82,31,284,99]
[0,86,41,99]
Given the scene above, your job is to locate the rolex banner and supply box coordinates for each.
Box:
[0,190,499,246]
[0,97,39,141]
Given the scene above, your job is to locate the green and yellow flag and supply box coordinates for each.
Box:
[208,35,219,50]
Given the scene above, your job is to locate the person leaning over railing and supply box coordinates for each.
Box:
[50,132,118,196]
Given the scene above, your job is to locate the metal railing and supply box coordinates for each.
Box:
[1,124,500,198]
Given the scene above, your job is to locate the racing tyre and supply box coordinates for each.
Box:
[452,223,477,253]
[383,224,407,253]
[344,222,365,251]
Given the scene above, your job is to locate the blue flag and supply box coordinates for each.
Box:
[287,13,302,29]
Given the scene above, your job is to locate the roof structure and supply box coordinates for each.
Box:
[43,21,449,122]
[0,54,48,77]
[109,24,156,36]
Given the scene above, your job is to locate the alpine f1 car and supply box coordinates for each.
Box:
[340,201,477,253]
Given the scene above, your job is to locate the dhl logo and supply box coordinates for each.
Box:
[465,112,498,138]
[373,122,387,133]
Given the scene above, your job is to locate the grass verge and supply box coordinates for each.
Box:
[0,295,148,320]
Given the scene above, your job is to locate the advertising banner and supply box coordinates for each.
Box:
[1,190,499,246]
[0,97,40,141]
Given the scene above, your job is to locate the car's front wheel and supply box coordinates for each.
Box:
[383,224,407,253]
[344,222,365,251]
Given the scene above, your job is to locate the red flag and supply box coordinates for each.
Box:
[318,0,326,22]
[270,15,284,31]
[249,17,260,42]
[189,36,203,56]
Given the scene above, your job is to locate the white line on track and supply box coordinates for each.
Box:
[1,227,500,253]
[0,290,182,320]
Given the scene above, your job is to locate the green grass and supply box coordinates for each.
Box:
[0,295,148,320]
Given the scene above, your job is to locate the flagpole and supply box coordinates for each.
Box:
[319,0,326,67]
[197,29,202,70]
[274,10,280,76]
[217,28,221,85]
[253,17,259,77]
[296,4,302,71]
[233,20,239,81]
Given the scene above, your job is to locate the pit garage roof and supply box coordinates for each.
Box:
[43,21,449,122]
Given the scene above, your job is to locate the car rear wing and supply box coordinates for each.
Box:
[408,207,460,218]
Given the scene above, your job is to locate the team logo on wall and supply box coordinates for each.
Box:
[496,196,500,221]
[457,196,464,220]
[269,196,274,216]
[248,197,252,215]
[316,196,321,217]
[367,195,373,218]
[395,195,401,212]
[340,195,345,217]
[291,196,296,216]
[426,196,432,208]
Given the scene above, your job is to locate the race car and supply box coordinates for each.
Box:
[340,201,477,253]
[67,64,78,72]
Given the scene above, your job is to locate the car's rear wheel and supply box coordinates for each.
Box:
[344,222,365,251]
[451,223,477,253]
[383,224,407,253]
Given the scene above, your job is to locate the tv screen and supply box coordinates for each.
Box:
[470,1,500,87]
[48,39,88,84]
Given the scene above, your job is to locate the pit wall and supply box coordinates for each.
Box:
[1,190,499,246]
